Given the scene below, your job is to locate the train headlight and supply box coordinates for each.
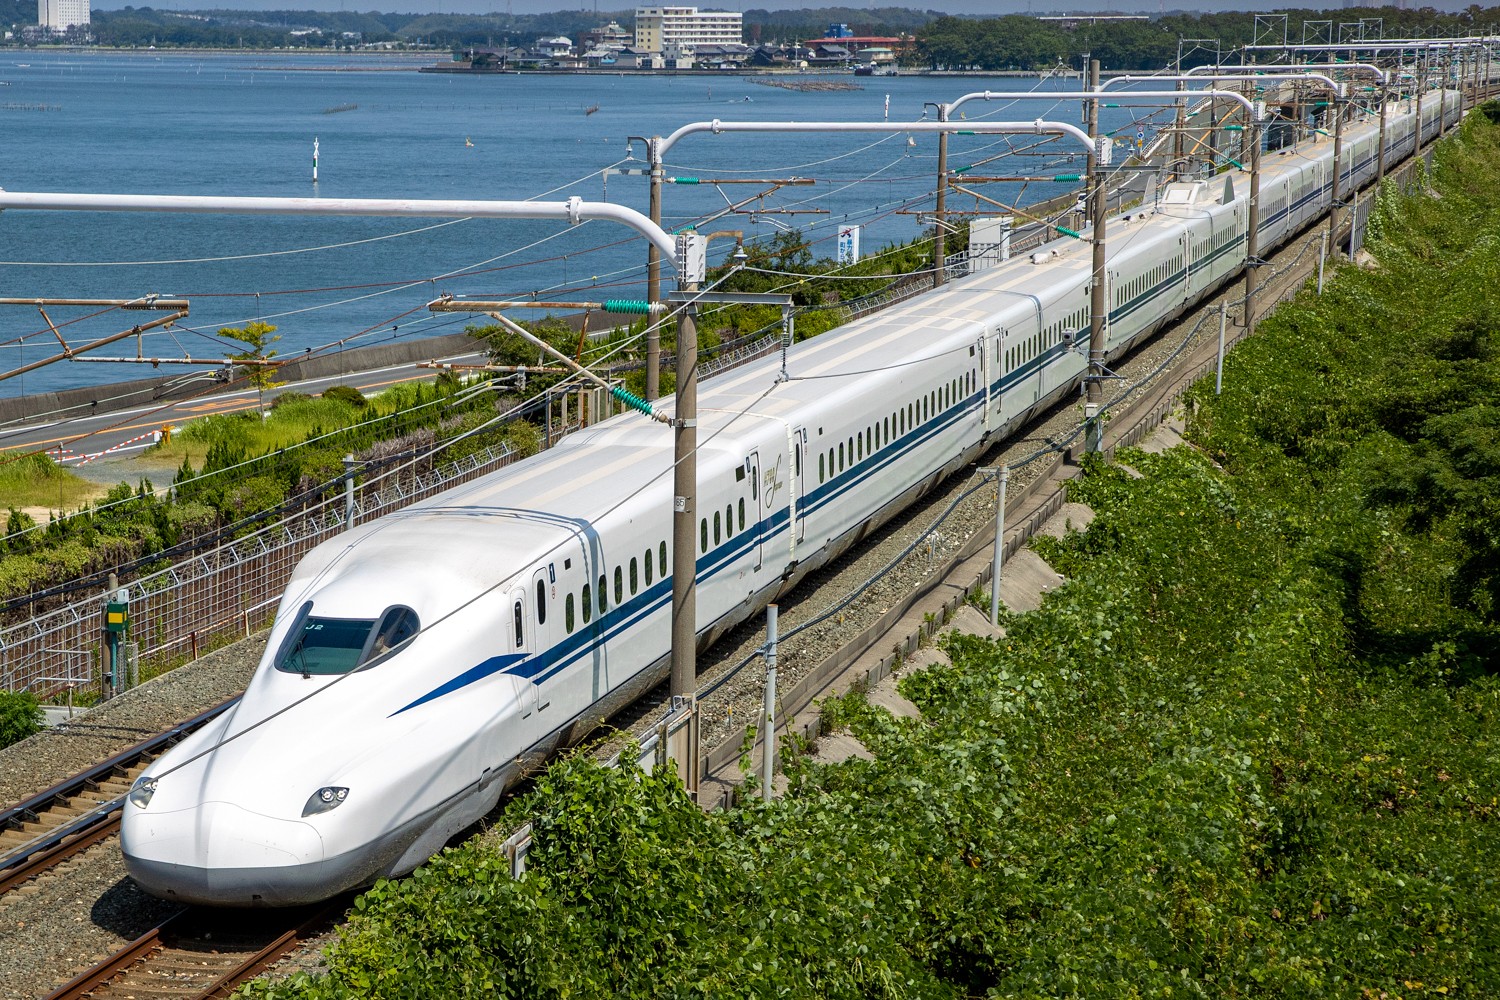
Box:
[128,776,158,809]
[302,786,349,817]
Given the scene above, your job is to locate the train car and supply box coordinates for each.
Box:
[121,88,1464,906]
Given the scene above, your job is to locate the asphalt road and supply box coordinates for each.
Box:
[0,350,488,467]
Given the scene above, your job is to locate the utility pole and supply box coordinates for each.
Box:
[933,102,950,287]
[670,257,699,709]
[1085,58,1107,454]
[1329,84,1347,256]
[646,136,664,402]
[1244,97,1264,335]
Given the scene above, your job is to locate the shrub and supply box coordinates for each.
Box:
[322,384,368,408]
[0,690,43,750]
[270,390,314,411]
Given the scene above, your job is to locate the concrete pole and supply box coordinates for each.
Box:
[1243,105,1262,335]
[1318,229,1328,294]
[1172,79,1186,179]
[1415,50,1426,163]
[343,453,357,531]
[1085,58,1107,454]
[646,137,663,402]
[1216,304,1227,395]
[990,466,1009,627]
[761,603,778,802]
[934,104,950,288]
[1377,85,1389,185]
[1330,89,1346,256]
[670,279,699,707]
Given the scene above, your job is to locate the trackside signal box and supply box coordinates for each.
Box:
[105,602,129,634]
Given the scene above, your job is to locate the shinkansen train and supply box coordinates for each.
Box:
[122,87,1465,906]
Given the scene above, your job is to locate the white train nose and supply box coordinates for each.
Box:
[124,801,352,907]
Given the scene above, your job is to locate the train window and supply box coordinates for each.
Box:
[536,580,547,625]
[700,519,708,553]
[794,447,800,475]
[582,585,592,624]
[884,416,890,441]
[713,512,722,545]
[513,601,524,649]
[659,541,667,577]
[838,443,845,471]
[819,453,825,483]
[276,607,400,677]
[565,594,575,634]
[738,497,745,532]
[599,575,608,614]
[371,606,420,659]
[725,505,733,538]
[615,566,623,605]
[856,435,863,461]
[629,557,639,594]
[644,549,653,586]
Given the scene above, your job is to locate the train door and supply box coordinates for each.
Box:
[1181,232,1193,303]
[746,450,764,571]
[529,565,555,715]
[791,428,807,545]
[508,586,536,721]
[978,335,991,434]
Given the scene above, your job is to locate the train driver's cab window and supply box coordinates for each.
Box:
[274,602,420,676]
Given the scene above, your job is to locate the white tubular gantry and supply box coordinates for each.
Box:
[0,190,681,271]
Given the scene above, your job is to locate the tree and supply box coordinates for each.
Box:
[219,321,285,418]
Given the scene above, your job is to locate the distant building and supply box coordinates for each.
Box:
[579,21,631,51]
[38,0,89,31]
[633,6,743,55]
[801,33,909,65]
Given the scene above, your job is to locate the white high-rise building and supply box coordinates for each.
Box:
[634,6,742,53]
[38,0,90,31]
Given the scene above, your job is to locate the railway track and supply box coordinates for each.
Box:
[42,899,347,1000]
[0,701,235,899]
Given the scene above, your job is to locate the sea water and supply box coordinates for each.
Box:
[0,52,1135,398]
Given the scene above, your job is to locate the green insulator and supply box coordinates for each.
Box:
[603,299,653,315]
[610,386,656,418]
[1058,226,1083,239]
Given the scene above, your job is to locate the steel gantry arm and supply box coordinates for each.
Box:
[0,190,681,269]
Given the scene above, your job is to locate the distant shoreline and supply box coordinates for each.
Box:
[5,49,1077,78]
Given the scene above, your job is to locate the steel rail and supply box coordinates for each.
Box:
[40,898,346,1000]
[0,700,238,894]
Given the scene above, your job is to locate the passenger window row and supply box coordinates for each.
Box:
[560,540,669,636]
[816,371,977,486]
[1007,308,1083,371]
[1117,263,1174,307]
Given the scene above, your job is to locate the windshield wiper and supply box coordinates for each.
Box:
[290,635,311,679]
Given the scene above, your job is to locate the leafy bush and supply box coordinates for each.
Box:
[0,690,43,750]
[270,390,314,411]
[321,384,368,409]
